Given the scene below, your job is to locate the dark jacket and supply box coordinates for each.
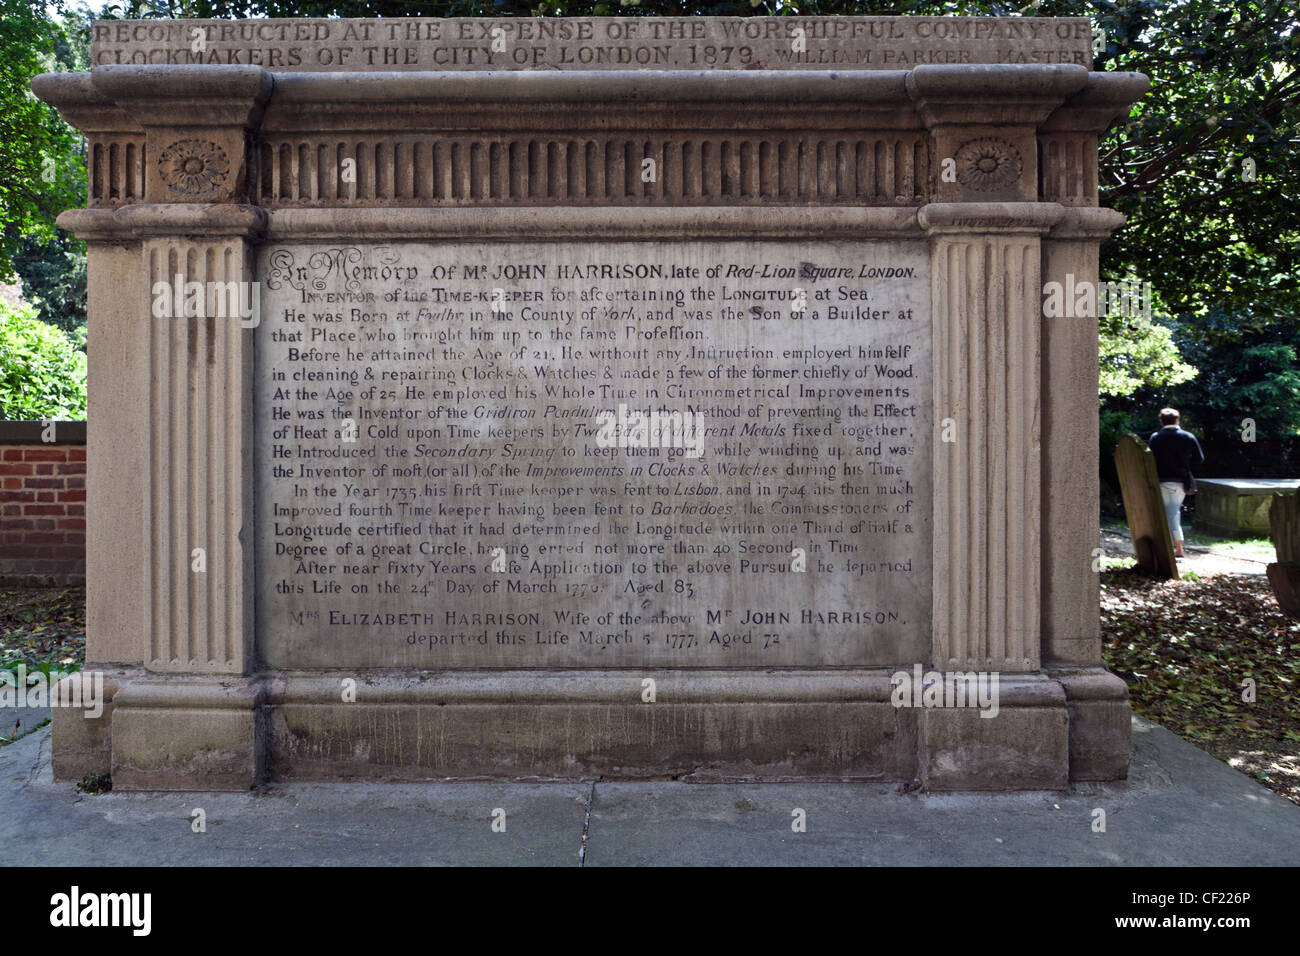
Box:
[1148,426,1204,491]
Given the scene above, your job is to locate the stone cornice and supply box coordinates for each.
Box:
[35,63,1139,135]
[273,67,910,103]
[264,69,924,134]
[90,64,273,129]
[30,72,137,134]
[54,201,1129,243]
[1047,206,1126,240]
[906,63,1091,127]
[1041,72,1150,134]
[918,201,1066,235]
[57,204,267,241]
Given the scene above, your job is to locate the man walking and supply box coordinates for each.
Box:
[1148,408,1204,558]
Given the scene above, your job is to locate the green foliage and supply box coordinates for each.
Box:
[1176,330,1300,439]
[1099,314,1197,398]
[11,234,87,334]
[0,1,88,279]
[1096,277,1197,398]
[1099,406,1133,464]
[76,773,112,793]
[1095,1,1299,329]
[0,301,87,420]
[1105,304,1300,474]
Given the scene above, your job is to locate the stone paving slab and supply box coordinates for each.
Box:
[0,705,50,745]
[584,718,1300,866]
[1,716,1296,866]
[0,731,589,866]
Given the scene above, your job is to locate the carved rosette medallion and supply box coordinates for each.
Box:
[954,138,1023,192]
[157,139,231,197]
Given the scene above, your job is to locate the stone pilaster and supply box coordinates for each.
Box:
[907,68,1081,679]
[45,66,273,789]
[1037,74,1148,668]
[1041,208,1135,779]
[1035,75,1148,781]
[906,67,1142,787]
[914,203,1071,791]
[141,234,254,673]
[922,204,1064,673]
[53,205,268,790]
[1039,208,1122,668]
[917,203,1069,789]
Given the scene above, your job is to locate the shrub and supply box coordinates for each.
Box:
[0,301,86,419]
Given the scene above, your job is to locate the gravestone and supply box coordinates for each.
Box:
[1267,493,1300,619]
[1113,434,1178,580]
[35,15,1145,790]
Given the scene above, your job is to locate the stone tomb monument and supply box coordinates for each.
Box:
[36,16,1145,790]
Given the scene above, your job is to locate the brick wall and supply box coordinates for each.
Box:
[0,422,87,587]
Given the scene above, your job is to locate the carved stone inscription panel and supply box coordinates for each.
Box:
[255,240,931,668]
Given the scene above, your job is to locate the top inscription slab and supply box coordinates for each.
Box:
[91,16,1093,71]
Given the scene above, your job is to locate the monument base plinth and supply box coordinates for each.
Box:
[265,670,919,783]
[49,670,129,781]
[1053,668,1133,781]
[50,668,1131,789]
[109,677,265,791]
[919,677,1070,790]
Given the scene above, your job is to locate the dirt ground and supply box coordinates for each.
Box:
[1099,525,1271,576]
[1097,528,1298,805]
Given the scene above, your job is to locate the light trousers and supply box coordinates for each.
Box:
[1159,481,1186,543]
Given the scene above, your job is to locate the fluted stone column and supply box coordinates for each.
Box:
[916,204,1068,788]
[1038,74,1149,780]
[141,233,255,674]
[39,67,271,789]
[904,67,1084,788]
[924,204,1063,674]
